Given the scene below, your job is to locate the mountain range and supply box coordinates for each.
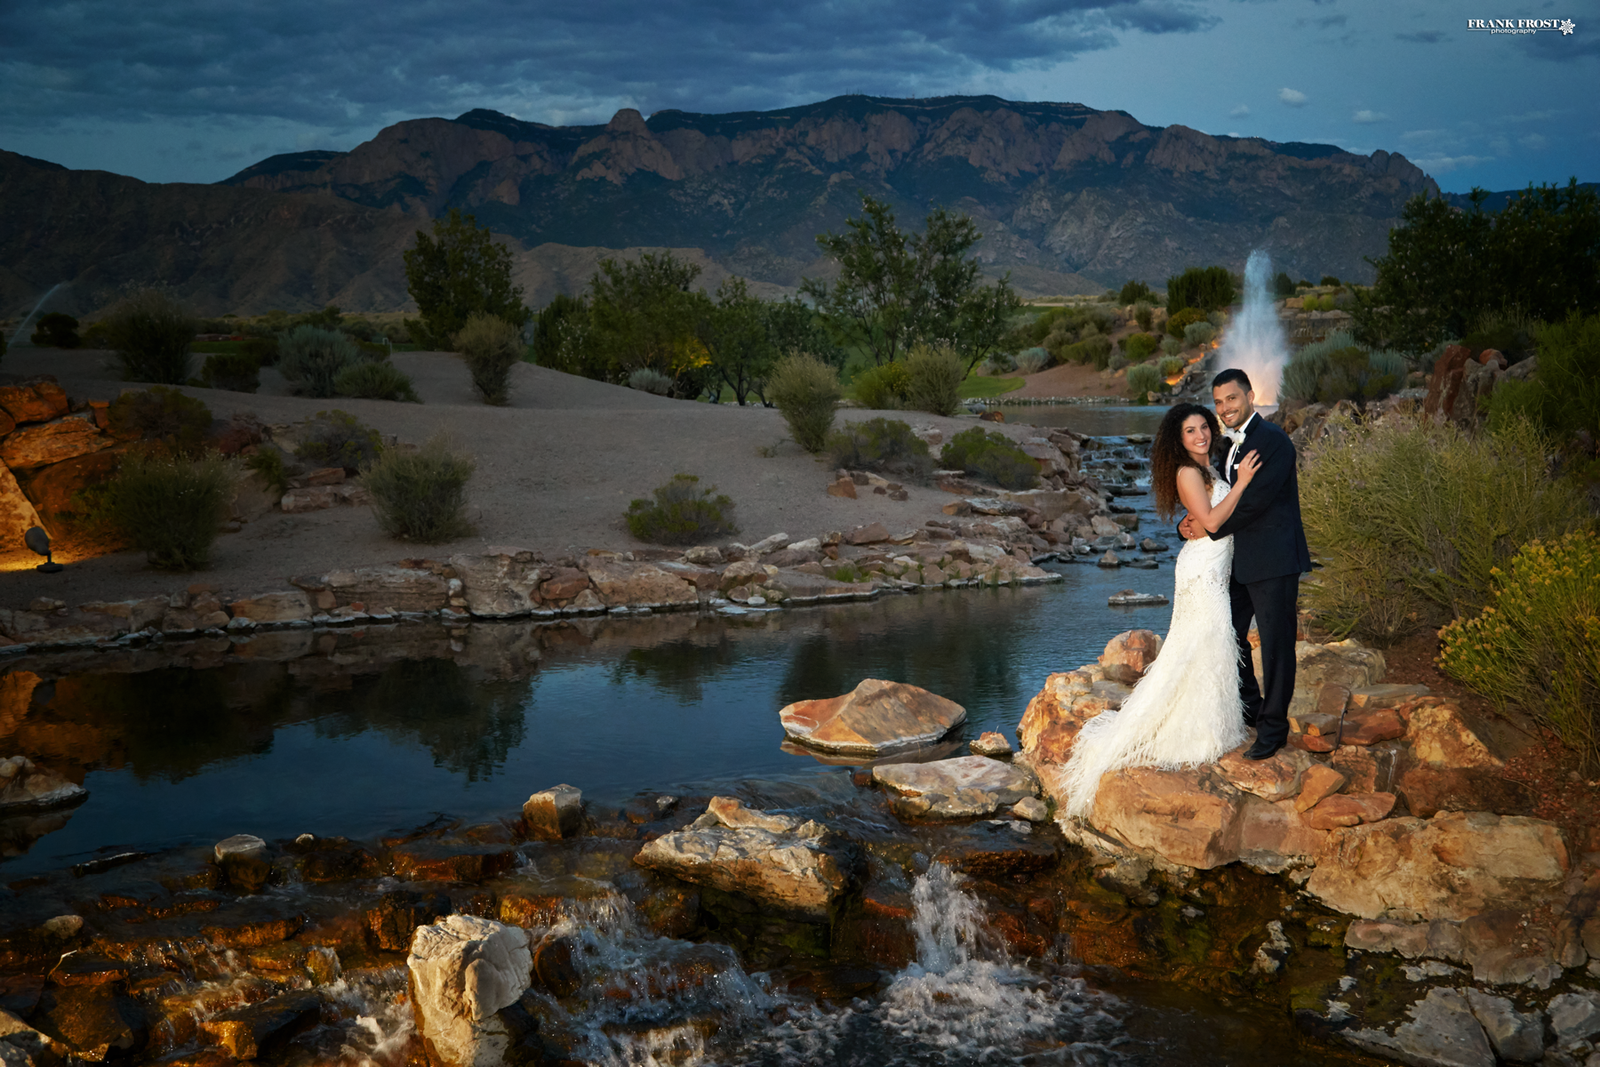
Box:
[3,94,1443,320]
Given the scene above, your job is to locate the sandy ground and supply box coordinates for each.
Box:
[1008,361,1127,400]
[2,348,1074,607]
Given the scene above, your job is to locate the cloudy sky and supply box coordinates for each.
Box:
[1,0,1593,193]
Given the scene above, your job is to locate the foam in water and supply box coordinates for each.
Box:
[1216,250,1290,404]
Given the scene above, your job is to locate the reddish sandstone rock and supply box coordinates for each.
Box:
[1294,764,1348,813]
[582,558,698,607]
[1235,795,1327,872]
[1216,747,1309,801]
[1016,671,1097,764]
[827,477,858,498]
[1403,702,1503,770]
[0,459,45,546]
[1424,344,1474,420]
[1395,766,1532,819]
[1304,791,1394,831]
[781,679,966,756]
[538,567,590,601]
[846,522,891,544]
[1088,767,1244,870]
[0,417,113,470]
[1098,629,1162,685]
[229,591,312,624]
[1340,707,1405,746]
[0,381,70,424]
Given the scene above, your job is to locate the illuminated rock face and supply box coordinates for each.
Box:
[779,679,966,756]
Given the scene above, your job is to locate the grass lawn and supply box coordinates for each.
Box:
[960,374,1024,400]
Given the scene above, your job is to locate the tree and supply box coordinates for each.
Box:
[1165,266,1236,314]
[530,293,588,372]
[802,194,1019,369]
[700,278,775,405]
[1118,280,1155,305]
[587,252,713,393]
[403,210,529,350]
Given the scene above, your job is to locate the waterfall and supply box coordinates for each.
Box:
[1216,251,1289,404]
[11,284,66,347]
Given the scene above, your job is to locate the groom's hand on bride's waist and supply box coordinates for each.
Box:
[1178,514,1204,540]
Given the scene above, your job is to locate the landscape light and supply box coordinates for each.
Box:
[24,527,64,573]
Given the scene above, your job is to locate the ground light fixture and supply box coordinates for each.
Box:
[24,526,63,573]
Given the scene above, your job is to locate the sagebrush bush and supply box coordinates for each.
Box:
[940,428,1038,490]
[628,367,674,395]
[1282,331,1407,406]
[1184,322,1217,347]
[1134,303,1154,331]
[108,388,213,457]
[1160,336,1183,358]
[1299,415,1588,643]
[245,447,288,496]
[1123,333,1159,362]
[1014,347,1051,375]
[982,351,1016,375]
[334,360,420,402]
[852,361,910,409]
[625,473,738,545]
[1533,312,1600,442]
[904,343,964,417]
[363,434,475,543]
[279,326,365,398]
[1060,335,1113,369]
[1438,530,1600,768]
[1126,363,1162,401]
[104,452,234,570]
[826,418,934,480]
[1159,355,1186,378]
[767,351,840,452]
[454,313,523,405]
[1107,353,1129,373]
[294,410,383,473]
[105,291,196,384]
[201,351,260,393]
[1165,307,1208,339]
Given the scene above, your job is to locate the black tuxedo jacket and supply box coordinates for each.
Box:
[1210,414,1312,584]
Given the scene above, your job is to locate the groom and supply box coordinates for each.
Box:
[1179,369,1311,760]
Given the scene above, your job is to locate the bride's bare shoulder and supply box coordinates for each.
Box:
[1175,465,1207,487]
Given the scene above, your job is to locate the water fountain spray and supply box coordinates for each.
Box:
[1215,251,1289,405]
[11,283,67,346]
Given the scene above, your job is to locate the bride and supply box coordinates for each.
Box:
[1058,402,1261,819]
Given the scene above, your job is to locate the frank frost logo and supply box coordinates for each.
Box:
[1467,17,1576,34]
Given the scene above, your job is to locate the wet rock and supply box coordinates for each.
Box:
[523,784,583,840]
[31,984,148,1062]
[779,679,966,756]
[531,935,581,998]
[215,836,273,893]
[1461,909,1563,988]
[1306,811,1569,921]
[1097,550,1120,567]
[1107,589,1167,606]
[581,559,697,607]
[872,755,1038,820]
[935,820,1060,876]
[1234,795,1327,873]
[1098,629,1162,685]
[1012,797,1049,822]
[366,890,452,952]
[1303,792,1395,831]
[1345,919,1431,958]
[201,990,321,1059]
[1087,767,1243,870]
[0,756,87,811]
[0,1007,51,1067]
[201,915,305,948]
[407,915,534,1067]
[1548,990,1600,1053]
[214,834,267,861]
[1464,990,1545,1064]
[1139,538,1168,552]
[48,954,130,987]
[392,840,519,884]
[969,731,1012,757]
[634,798,861,918]
[1342,988,1494,1067]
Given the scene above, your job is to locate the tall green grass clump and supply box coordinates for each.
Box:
[279,325,365,398]
[105,291,196,384]
[1438,530,1599,769]
[363,434,476,543]
[1299,414,1588,644]
[104,452,235,570]
[454,313,523,405]
[826,418,933,480]
[940,428,1038,490]
[904,343,964,417]
[1126,363,1162,401]
[767,351,840,452]
[333,361,420,402]
[625,473,738,544]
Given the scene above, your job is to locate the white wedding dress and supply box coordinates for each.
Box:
[1059,472,1248,819]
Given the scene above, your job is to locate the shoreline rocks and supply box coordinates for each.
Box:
[779,680,967,756]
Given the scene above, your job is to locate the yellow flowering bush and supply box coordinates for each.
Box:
[1438,530,1600,767]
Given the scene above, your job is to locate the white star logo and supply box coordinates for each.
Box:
[1559,18,1575,34]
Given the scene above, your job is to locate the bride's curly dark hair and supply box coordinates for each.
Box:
[1150,402,1221,520]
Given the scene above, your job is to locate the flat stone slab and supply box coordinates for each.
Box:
[873,755,1038,819]
[779,679,966,756]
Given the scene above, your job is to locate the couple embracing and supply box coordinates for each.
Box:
[1060,369,1312,819]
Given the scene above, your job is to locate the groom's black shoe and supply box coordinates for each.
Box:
[1244,738,1284,761]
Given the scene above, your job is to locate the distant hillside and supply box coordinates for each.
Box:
[3,94,1440,319]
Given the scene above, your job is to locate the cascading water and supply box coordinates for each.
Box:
[10,283,66,346]
[1215,251,1289,404]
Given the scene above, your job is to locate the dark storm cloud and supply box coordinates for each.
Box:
[0,0,1217,132]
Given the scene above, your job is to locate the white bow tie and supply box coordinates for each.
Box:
[1223,427,1247,445]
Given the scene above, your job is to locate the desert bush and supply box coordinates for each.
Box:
[294,410,383,474]
[940,428,1038,490]
[334,360,420,402]
[1060,335,1113,369]
[1282,332,1407,406]
[1159,355,1186,378]
[241,336,279,367]
[1160,336,1183,358]
[104,291,196,384]
[31,312,80,348]
[279,326,365,398]
[201,351,260,393]
[1166,266,1235,314]
[1166,307,1208,339]
[103,452,234,570]
[628,367,674,395]
[1437,530,1599,768]
[1119,280,1155,305]
[982,351,1016,375]
[1184,322,1217,347]
[108,388,212,457]
[1462,308,1538,363]
[826,417,934,479]
[1533,312,1600,442]
[1014,347,1051,375]
[1126,363,1162,401]
[1107,352,1129,372]
[1273,271,1297,298]
[1299,415,1588,643]
[904,344,965,417]
[363,434,476,543]
[1133,303,1154,331]
[767,351,841,452]
[625,473,738,545]
[244,447,289,496]
[1123,332,1159,362]
[852,361,911,409]
[1320,275,1341,287]
[453,313,523,405]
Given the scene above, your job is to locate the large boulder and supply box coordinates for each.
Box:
[407,915,534,1067]
[871,755,1038,819]
[0,756,87,811]
[0,417,112,470]
[633,797,861,917]
[0,381,69,425]
[1305,811,1569,921]
[1085,767,1245,870]
[322,566,451,614]
[1341,988,1494,1067]
[450,551,546,618]
[1098,630,1162,685]
[0,460,44,547]
[581,559,698,608]
[779,679,966,756]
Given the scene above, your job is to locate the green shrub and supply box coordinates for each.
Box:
[1485,378,1544,435]
[453,313,523,405]
[982,351,1016,375]
[1014,347,1051,374]
[1166,307,1208,338]
[362,434,476,543]
[1159,355,1186,378]
[105,291,196,384]
[1462,308,1538,363]
[1438,530,1600,768]
[1320,275,1341,287]
[1126,363,1162,401]
[1299,415,1588,643]
[279,325,365,398]
[31,312,81,348]
[1534,312,1600,442]
[1134,303,1154,331]
[826,418,934,480]
[1060,334,1113,369]
[767,351,841,452]
[628,367,674,395]
[1282,331,1406,406]
[108,388,212,457]
[1119,280,1155,305]
[334,361,420,402]
[904,343,964,417]
[244,447,288,496]
[294,410,383,473]
[1184,322,1217,347]
[103,452,234,570]
[201,351,261,393]
[1166,266,1235,314]
[1160,336,1183,357]
[1123,332,1159,362]
[241,336,279,367]
[852,361,910,409]
[1107,352,1129,373]
[940,428,1038,490]
[625,473,738,545]
[1273,271,1297,299]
